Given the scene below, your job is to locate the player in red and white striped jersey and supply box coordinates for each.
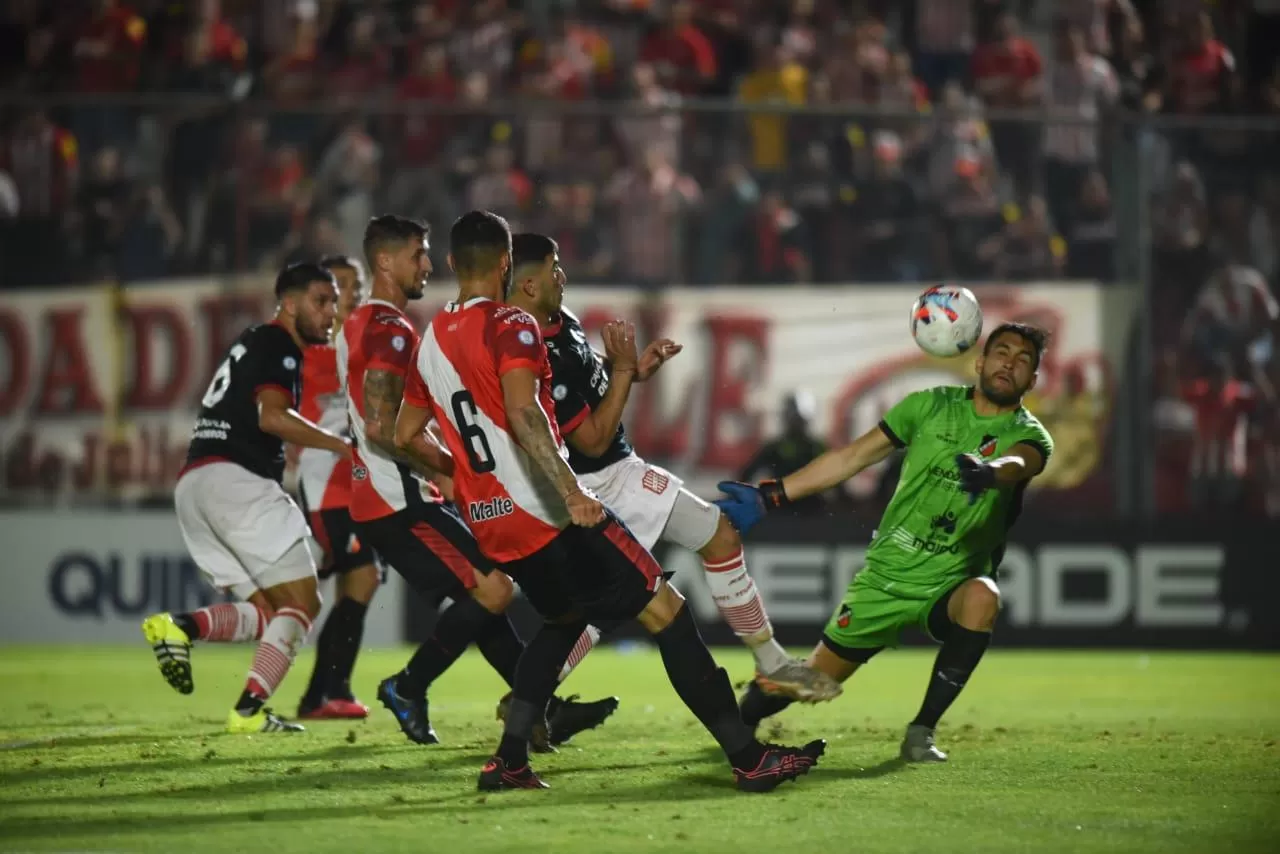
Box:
[341,215,614,747]
[396,210,825,792]
[293,255,379,721]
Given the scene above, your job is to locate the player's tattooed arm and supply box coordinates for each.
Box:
[501,368,583,498]
[780,424,898,500]
[364,369,451,477]
[257,387,351,459]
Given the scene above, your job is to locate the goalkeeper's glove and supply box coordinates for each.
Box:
[713,480,789,535]
[954,454,997,504]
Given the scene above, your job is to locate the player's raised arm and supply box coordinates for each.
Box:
[257,383,351,459]
[564,320,639,457]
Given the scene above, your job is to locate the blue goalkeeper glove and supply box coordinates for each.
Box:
[954,454,997,504]
[713,480,789,535]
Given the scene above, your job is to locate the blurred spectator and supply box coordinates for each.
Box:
[466,143,533,228]
[1152,161,1210,304]
[925,82,998,200]
[75,146,128,278]
[263,10,322,143]
[981,195,1064,281]
[0,110,78,287]
[1112,12,1162,112]
[604,147,700,288]
[72,0,147,149]
[389,42,457,221]
[752,189,809,283]
[696,162,758,284]
[328,10,391,101]
[117,183,183,281]
[934,151,1003,280]
[738,41,808,175]
[281,214,345,268]
[545,181,615,281]
[312,115,381,256]
[639,0,716,95]
[451,0,513,84]
[1043,21,1118,235]
[1066,169,1116,280]
[1181,262,1279,392]
[615,63,682,171]
[854,131,921,282]
[1182,355,1257,513]
[909,0,977,97]
[971,11,1043,198]
[1167,10,1235,116]
[739,390,829,515]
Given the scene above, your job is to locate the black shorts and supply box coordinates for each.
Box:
[356,502,495,599]
[298,489,373,579]
[505,513,664,624]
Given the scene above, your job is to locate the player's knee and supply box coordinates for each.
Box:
[470,569,514,614]
[637,583,687,633]
[699,513,742,561]
[341,564,380,604]
[955,577,1000,628]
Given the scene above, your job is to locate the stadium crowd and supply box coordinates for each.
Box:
[0,0,1276,516]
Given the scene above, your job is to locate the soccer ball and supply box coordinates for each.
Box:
[909,285,983,358]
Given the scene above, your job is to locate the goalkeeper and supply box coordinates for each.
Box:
[715,323,1054,762]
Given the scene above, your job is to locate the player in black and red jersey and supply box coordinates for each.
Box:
[396,211,825,792]
[141,263,350,734]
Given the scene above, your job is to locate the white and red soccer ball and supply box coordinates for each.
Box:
[909,285,983,358]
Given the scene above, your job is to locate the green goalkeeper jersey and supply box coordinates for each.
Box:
[866,385,1054,591]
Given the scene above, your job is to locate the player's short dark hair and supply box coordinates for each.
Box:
[320,253,360,274]
[362,215,428,268]
[511,233,558,271]
[983,322,1049,369]
[275,262,334,300]
[450,210,512,278]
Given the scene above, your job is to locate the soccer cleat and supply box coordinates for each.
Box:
[477,756,549,791]
[547,694,620,746]
[755,660,843,703]
[494,691,555,753]
[141,613,194,695]
[900,724,947,762]
[378,676,439,745]
[297,697,370,720]
[733,739,826,793]
[227,707,304,734]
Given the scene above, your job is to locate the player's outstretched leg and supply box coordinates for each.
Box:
[902,578,999,763]
[642,587,825,792]
[698,515,841,703]
[298,563,379,720]
[141,601,267,695]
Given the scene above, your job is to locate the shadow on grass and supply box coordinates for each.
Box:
[0,760,747,842]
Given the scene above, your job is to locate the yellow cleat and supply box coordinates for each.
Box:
[227,707,305,734]
[141,613,194,695]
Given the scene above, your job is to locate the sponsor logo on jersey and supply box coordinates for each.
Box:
[468,496,515,523]
[977,434,998,457]
[642,469,670,494]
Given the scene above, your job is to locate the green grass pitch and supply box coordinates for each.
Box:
[1,646,1277,853]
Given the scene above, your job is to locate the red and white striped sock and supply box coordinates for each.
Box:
[244,607,312,701]
[192,603,265,642]
[703,549,789,674]
[557,625,602,684]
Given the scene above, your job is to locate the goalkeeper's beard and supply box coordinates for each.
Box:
[979,374,1026,407]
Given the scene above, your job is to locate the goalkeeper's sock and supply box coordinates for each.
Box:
[910,626,991,729]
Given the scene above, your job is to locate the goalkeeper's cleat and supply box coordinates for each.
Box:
[141,612,194,695]
[477,756,549,791]
[733,738,826,793]
[378,676,439,745]
[495,691,555,753]
[297,697,370,720]
[755,660,843,704]
[547,694,620,746]
[227,707,304,734]
[900,724,947,762]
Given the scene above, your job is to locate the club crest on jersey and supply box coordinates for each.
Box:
[976,434,998,457]
[391,335,405,351]
[468,496,515,523]
[346,533,361,553]
[642,469,670,494]
[352,465,368,481]
[283,356,297,370]
[518,329,536,345]
[553,384,568,401]
[836,604,851,629]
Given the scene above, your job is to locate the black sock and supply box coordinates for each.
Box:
[910,626,992,730]
[652,605,756,765]
[475,613,525,688]
[497,620,585,768]
[396,596,493,698]
[301,597,368,703]
[174,613,200,639]
[235,689,264,715]
[740,680,795,728]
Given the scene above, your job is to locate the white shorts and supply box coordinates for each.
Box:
[174,462,317,600]
[578,454,720,553]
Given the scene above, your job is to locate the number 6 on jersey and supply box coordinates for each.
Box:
[451,390,496,473]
